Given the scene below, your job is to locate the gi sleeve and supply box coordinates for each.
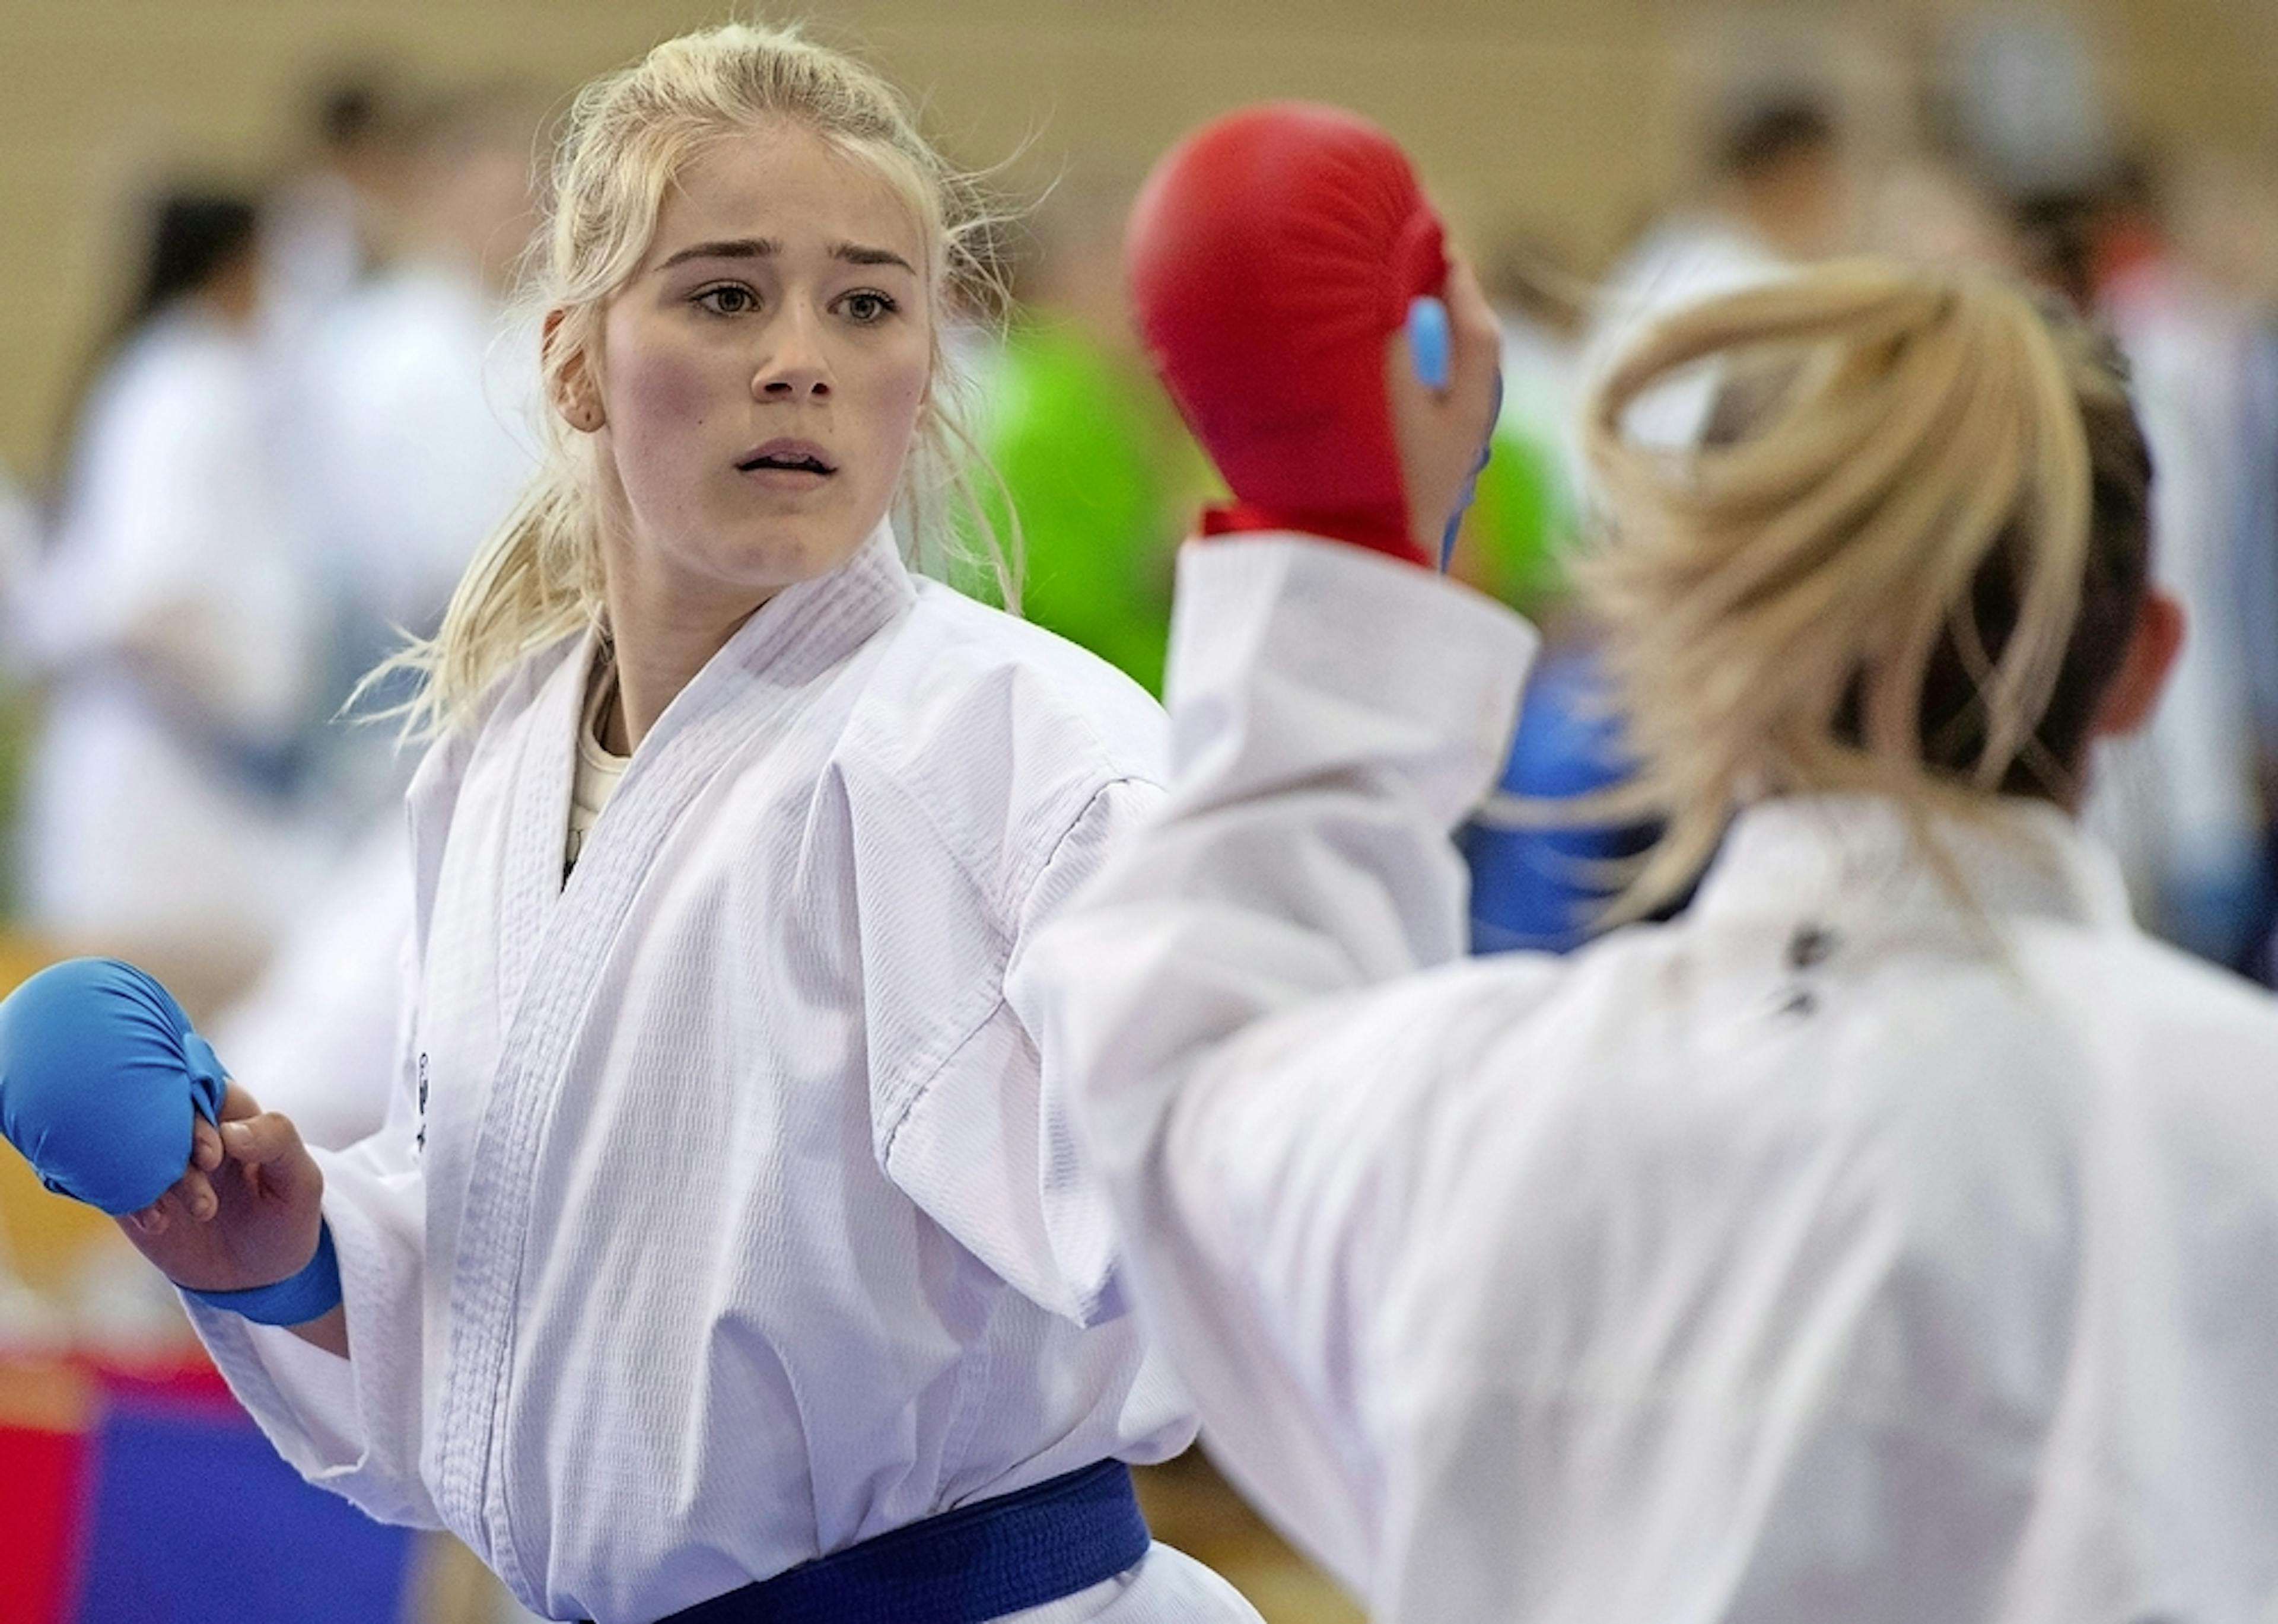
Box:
[181,924,441,1530]
[882,773,1165,1328]
[1017,534,1535,1589]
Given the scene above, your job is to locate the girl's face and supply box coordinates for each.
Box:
[582,122,932,619]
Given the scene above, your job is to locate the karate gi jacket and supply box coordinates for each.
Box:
[1029,534,2278,1622]
[186,530,1247,1624]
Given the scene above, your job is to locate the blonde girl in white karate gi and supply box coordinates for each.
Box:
[1035,249,2278,1618]
[7,22,1262,1624]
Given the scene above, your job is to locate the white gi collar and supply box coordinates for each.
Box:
[492,521,917,1014]
[1689,792,2137,943]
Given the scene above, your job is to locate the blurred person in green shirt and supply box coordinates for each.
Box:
[962,187,1208,695]
[1449,230,1586,619]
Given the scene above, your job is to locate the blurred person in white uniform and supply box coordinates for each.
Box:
[2096,238,2268,964]
[292,85,545,823]
[222,91,546,1145]
[19,193,319,1014]
[259,73,408,365]
[1580,93,1848,454]
[88,24,1258,1623]
[2104,158,2278,972]
[2007,163,2276,970]
[1036,207,2278,1618]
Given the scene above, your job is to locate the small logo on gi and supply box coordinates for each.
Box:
[416,1052,430,1152]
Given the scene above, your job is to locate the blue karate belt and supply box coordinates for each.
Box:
[637,1460,1150,1624]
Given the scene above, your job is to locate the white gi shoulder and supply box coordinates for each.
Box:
[831,579,1169,917]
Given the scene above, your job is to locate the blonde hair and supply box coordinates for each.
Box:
[1568,259,2150,921]
[387,20,1013,736]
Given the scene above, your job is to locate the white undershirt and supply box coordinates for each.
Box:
[564,653,628,877]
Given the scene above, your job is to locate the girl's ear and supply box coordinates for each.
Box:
[2092,588,2184,739]
[544,308,606,434]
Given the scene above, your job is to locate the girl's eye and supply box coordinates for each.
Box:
[839,291,896,325]
[695,285,758,316]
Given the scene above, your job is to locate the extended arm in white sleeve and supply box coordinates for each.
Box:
[1019,535,1535,1583]
[182,929,439,1530]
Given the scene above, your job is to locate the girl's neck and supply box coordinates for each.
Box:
[599,571,777,753]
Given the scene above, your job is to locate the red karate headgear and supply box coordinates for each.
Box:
[1126,102,1449,562]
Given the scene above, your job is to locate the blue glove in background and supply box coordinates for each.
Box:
[0,958,227,1215]
[1461,647,1669,955]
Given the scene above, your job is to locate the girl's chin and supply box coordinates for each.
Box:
[712,518,878,585]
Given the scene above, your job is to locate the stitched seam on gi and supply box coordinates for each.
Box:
[864,776,1149,1147]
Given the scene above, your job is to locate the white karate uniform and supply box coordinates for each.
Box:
[1028,535,2278,1622]
[184,529,1259,1624]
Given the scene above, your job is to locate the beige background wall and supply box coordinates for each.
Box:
[3,0,2276,479]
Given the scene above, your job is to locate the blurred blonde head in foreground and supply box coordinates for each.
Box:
[1581,261,2168,919]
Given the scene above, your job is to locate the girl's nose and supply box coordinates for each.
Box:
[754,303,832,399]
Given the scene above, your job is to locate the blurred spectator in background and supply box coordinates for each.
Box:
[1580,89,1850,450]
[1939,7,2115,216]
[2164,157,2278,981]
[1927,8,2278,975]
[215,84,544,1152]
[1996,156,2278,974]
[285,83,543,828]
[1865,152,2026,275]
[962,185,1204,694]
[1456,232,1582,619]
[2083,158,2272,970]
[259,71,408,363]
[15,192,319,1018]
[2215,191,2278,980]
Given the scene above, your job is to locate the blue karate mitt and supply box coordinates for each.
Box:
[0,958,227,1215]
[1460,648,1655,956]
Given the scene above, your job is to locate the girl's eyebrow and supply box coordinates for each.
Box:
[653,238,915,275]
[832,242,915,274]
[657,237,779,270]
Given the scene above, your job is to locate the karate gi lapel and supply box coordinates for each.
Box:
[491,644,584,1032]
[434,526,918,1575]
